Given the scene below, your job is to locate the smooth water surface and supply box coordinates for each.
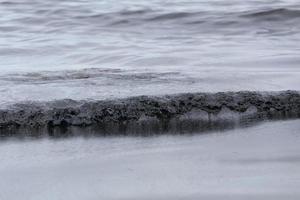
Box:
[1,119,300,199]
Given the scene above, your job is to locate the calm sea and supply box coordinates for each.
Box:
[0,0,300,105]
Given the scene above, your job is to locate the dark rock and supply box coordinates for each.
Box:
[0,90,299,136]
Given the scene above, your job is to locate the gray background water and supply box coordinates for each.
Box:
[1,2,300,199]
[1,0,300,105]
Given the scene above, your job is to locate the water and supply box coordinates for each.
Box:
[1,1,300,198]
[0,0,300,106]
[1,119,300,199]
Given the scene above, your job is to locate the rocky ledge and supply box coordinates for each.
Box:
[0,91,299,136]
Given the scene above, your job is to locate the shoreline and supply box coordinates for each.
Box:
[1,90,299,136]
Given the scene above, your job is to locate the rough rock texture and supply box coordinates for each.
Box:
[0,91,299,136]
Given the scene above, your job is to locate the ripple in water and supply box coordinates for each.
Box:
[0,0,299,105]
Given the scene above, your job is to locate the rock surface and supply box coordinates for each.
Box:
[0,91,299,136]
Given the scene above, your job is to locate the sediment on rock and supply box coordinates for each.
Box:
[0,90,299,136]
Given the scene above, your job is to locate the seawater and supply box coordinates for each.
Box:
[0,0,300,106]
[1,120,300,200]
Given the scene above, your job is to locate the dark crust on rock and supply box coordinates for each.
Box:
[0,91,299,136]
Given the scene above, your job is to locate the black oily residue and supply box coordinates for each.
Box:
[0,91,299,137]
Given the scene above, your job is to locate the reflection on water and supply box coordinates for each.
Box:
[0,119,300,200]
[0,115,289,140]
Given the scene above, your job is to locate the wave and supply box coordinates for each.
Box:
[0,91,299,137]
[145,11,198,21]
[241,8,300,20]
[0,68,181,84]
[76,8,300,26]
[69,7,300,36]
[80,8,300,23]
[76,10,203,27]
[3,3,300,37]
